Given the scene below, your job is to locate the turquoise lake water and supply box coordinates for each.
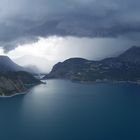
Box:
[0,80,140,140]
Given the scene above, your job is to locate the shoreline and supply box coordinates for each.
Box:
[1,79,140,98]
[0,91,27,98]
[46,78,140,85]
[0,87,33,98]
[72,80,140,85]
[0,83,42,98]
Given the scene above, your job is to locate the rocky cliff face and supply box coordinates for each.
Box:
[0,77,26,96]
[0,56,41,96]
[0,71,41,96]
[44,47,140,82]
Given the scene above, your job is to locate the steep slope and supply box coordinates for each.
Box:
[0,55,24,72]
[0,71,41,96]
[118,46,140,64]
[45,58,90,79]
[0,56,41,96]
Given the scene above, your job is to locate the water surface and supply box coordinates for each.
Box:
[0,80,140,140]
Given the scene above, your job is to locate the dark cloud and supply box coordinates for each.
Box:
[0,0,140,50]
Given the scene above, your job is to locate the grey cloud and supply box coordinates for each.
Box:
[0,0,140,50]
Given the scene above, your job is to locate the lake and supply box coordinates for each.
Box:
[0,80,140,140]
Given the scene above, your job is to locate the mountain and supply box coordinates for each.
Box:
[0,55,41,74]
[24,65,41,74]
[118,46,140,64]
[44,47,140,82]
[14,55,52,73]
[0,56,41,96]
[0,55,25,72]
[0,71,41,96]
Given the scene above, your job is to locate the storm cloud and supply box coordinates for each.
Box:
[0,0,140,50]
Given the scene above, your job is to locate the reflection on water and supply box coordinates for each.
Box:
[0,80,140,140]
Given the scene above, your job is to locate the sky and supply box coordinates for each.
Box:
[0,0,140,72]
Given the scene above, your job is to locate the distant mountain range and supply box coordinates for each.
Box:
[44,46,140,82]
[1,46,140,96]
[14,55,52,73]
[0,55,42,74]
